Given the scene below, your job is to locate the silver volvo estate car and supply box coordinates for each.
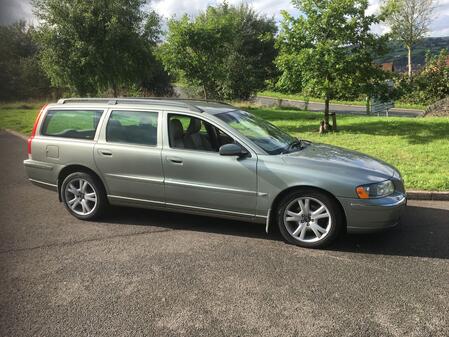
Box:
[24,98,406,248]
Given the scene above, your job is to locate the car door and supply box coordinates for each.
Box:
[94,109,164,206]
[162,112,257,219]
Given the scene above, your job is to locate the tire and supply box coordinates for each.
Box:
[276,189,343,248]
[61,172,107,220]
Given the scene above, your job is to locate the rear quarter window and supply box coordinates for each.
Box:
[41,110,103,140]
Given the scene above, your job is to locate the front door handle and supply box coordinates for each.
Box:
[167,156,183,165]
[98,149,112,156]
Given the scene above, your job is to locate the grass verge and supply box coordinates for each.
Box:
[243,105,449,191]
[1,101,448,191]
[0,101,48,134]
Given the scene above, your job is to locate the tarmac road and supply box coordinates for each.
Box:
[254,96,424,118]
[1,131,448,337]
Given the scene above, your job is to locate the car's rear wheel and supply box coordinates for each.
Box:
[276,189,343,248]
[61,172,106,220]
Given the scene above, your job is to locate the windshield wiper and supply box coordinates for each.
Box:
[281,138,303,154]
[288,139,303,149]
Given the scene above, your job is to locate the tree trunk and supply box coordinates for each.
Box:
[324,97,331,131]
[203,84,208,100]
[112,83,118,97]
[331,112,337,131]
[304,96,309,111]
[407,46,412,79]
[366,96,371,115]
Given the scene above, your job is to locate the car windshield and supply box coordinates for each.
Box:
[215,110,297,155]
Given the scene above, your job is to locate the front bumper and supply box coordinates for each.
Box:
[338,193,407,233]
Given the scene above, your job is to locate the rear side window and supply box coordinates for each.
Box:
[41,110,103,140]
[106,110,158,146]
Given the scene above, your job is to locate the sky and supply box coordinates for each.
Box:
[1,0,449,37]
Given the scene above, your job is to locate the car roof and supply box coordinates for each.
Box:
[52,98,237,115]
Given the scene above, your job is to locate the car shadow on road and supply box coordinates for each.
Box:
[330,205,449,259]
[100,206,279,241]
[99,205,449,259]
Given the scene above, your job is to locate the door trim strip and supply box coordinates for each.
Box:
[108,195,165,205]
[165,179,257,196]
[29,178,58,191]
[106,173,164,184]
[165,202,255,217]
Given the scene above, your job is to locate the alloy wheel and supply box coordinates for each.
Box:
[64,178,97,216]
[283,197,332,243]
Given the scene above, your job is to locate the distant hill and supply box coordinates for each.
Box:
[375,36,449,72]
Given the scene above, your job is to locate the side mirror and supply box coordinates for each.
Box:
[219,143,249,157]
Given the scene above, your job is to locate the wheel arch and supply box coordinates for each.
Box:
[268,185,347,231]
[57,165,107,202]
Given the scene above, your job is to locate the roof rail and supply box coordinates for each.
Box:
[56,97,205,113]
[168,98,234,107]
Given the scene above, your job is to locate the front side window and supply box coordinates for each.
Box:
[41,110,103,140]
[106,110,158,146]
[168,114,234,152]
[215,110,296,155]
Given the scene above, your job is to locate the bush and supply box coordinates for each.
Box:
[394,49,449,105]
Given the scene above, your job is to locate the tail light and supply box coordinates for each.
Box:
[27,104,47,159]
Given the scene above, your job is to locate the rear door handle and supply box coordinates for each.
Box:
[98,149,112,156]
[167,156,183,165]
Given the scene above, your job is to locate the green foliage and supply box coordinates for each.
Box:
[415,49,449,102]
[33,0,170,96]
[0,22,51,101]
[274,53,303,93]
[276,0,389,106]
[139,55,175,97]
[395,49,449,104]
[160,3,277,100]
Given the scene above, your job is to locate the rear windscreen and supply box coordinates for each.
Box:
[41,110,103,140]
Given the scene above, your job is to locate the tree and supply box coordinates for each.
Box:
[33,0,166,96]
[0,21,51,101]
[138,11,174,97]
[160,3,277,100]
[276,0,388,131]
[382,0,436,78]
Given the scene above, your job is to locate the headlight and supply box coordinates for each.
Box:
[356,180,395,199]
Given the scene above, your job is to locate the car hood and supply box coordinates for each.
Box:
[283,142,396,180]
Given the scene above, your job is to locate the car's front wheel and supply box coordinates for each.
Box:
[61,172,107,220]
[276,189,343,248]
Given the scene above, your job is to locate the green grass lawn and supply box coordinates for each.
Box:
[1,101,448,191]
[258,90,427,110]
[0,101,48,134]
[242,105,449,191]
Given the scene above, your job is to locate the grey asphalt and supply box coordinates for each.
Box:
[1,130,448,337]
[255,96,424,118]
